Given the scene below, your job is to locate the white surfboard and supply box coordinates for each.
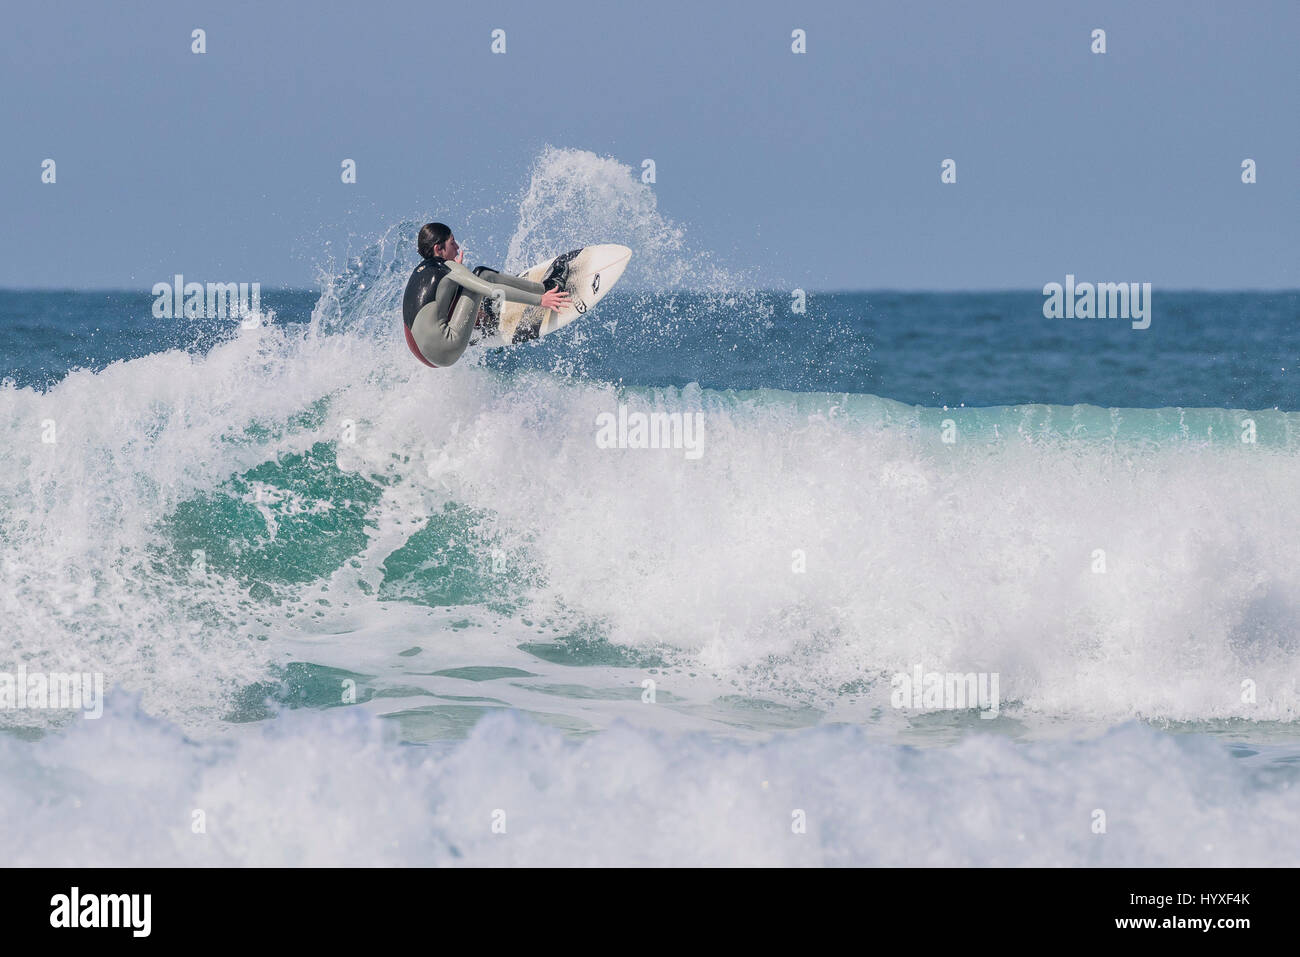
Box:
[494,244,631,344]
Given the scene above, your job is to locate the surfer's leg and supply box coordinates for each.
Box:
[409,292,482,367]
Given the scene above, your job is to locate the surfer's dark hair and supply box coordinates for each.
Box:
[418,222,453,259]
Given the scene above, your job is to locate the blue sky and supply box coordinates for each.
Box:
[2,0,1295,289]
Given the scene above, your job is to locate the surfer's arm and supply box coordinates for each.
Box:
[473,268,548,296]
[445,261,544,307]
[473,267,572,311]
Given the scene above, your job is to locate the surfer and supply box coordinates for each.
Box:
[401,222,571,367]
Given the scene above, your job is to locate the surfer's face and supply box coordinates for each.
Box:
[434,234,460,261]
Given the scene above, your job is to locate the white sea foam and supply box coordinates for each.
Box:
[505,146,756,293]
[0,699,1293,867]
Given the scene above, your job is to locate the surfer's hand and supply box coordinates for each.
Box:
[455,248,465,264]
[540,289,571,311]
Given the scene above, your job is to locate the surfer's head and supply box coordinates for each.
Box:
[418,222,458,261]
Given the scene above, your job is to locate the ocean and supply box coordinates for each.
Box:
[2,149,1298,866]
